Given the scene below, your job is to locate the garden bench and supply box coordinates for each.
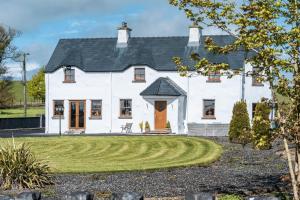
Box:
[121,123,133,133]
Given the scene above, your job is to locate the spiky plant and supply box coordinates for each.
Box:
[0,142,52,189]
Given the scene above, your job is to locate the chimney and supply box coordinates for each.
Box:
[117,22,131,47]
[188,23,201,46]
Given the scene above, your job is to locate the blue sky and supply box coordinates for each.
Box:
[0,0,224,77]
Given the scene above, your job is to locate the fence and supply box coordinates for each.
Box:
[0,115,45,130]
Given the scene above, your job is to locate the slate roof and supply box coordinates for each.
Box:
[45,35,248,73]
[140,77,186,96]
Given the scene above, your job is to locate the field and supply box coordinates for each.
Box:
[0,136,222,173]
[11,81,35,104]
[0,107,44,118]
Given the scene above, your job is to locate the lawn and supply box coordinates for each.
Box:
[0,136,222,173]
[0,107,44,118]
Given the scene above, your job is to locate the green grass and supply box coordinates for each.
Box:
[11,81,35,103]
[0,107,44,118]
[0,136,222,173]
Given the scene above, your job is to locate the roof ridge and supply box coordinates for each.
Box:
[59,34,232,41]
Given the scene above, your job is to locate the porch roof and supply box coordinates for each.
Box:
[140,77,186,96]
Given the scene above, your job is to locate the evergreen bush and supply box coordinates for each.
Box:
[252,101,271,149]
[229,101,251,144]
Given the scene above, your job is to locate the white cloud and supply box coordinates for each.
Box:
[1,0,234,76]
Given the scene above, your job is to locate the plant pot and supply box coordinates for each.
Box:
[145,128,150,133]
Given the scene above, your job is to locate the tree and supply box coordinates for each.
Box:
[252,101,272,150]
[169,0,300,198]
[0,26,16,107]
[229,101,251,145]
[28,68,45,102]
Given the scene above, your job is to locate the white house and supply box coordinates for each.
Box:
[45,22,271,135]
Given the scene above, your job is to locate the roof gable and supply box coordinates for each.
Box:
[140,77,186,96]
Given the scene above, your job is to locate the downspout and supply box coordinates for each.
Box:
[241,51,247,101]
[110,72,112,133]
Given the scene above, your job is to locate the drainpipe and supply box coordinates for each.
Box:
[241,51,248,101]
[110,72,113,133]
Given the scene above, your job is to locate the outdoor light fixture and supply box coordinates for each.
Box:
[55,105,64,136]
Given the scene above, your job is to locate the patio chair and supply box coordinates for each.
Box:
[121,123,133,133]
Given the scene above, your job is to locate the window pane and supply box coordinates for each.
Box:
[120,99,132,117]
[252,67,263,86]
[208,71,220,81]
[134,68,145,81]
[203,100,215,117]
[64,69,75,82]
[252,103,257,119]
[54,100,64,116]
[91,100,102,117]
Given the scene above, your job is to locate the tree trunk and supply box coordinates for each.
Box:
[296,144,300,182]
[283,136,299,200]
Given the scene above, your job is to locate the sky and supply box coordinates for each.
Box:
[0,0,225,78]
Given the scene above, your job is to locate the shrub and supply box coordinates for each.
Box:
[229,101,251,145]
[145,121,150,131]
[252,101,271,149]
[166,121,171,129]
[219,194,243,200]
[139,121,144,132]
[0,142,52,189]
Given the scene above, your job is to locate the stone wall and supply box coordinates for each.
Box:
[188,123,229,136]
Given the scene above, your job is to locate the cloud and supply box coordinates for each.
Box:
[0,0,142,31]
[0,0,231,76]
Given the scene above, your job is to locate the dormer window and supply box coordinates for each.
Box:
[64,67,75,83]
[133,68,145,82]
[207,71,221,82]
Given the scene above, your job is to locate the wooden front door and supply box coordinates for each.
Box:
[155,101,167,130]
[69,100,86,129]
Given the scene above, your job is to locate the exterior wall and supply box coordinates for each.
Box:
[45,64,271,135]
[244,63,272,119]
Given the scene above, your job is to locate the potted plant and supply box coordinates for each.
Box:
[165,121,171,133]
[139,121,144,133]
[145,121,150,133]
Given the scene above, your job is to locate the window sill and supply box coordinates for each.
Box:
[252,84,264,87]
[89,117,102,120]
[52,116,64,119]
[202,116,216,120]
[119,116,132,119]
[63,81,76,83]
[206,80,221,83]
[132,80,146,83]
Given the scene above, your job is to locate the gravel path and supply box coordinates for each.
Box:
[1,137,291,199]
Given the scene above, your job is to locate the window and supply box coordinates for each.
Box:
[64,67,75,83]
[207,71,221,82]
[90,100,102,119]
[134,68,145,82]
[252,103,257,119]
[203,99,215,119]
[252,67,263,86]
[53,100,64,116]
[120,99,132,118]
